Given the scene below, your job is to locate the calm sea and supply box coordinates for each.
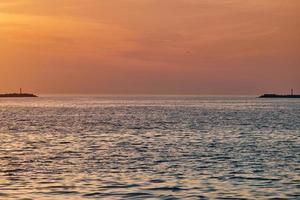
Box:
[0,96,299,200]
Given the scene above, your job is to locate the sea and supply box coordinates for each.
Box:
[0,96,299,200]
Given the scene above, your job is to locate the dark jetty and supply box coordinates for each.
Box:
[259,89,300,98]
[259,94,300,98]
[0,89,38,98]
[0,93,38,98]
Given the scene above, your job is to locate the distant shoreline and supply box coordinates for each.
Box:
[259,94,300,98]
[0,93,38,98]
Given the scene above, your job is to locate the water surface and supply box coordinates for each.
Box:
[0,96,299,199]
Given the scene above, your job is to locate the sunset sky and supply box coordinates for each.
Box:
[0,0,299,94]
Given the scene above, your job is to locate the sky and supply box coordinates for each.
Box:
[0,0,299,95]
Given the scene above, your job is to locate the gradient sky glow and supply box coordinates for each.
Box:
[0,0,299,94]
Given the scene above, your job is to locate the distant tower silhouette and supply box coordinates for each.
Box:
[20,88,22,94]
[291,88,294,96]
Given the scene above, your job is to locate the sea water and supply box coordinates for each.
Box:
[0,96,299,199]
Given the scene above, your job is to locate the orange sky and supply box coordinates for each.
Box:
[0,0,299,94]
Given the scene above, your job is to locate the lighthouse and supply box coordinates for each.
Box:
[291,89,294,96]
